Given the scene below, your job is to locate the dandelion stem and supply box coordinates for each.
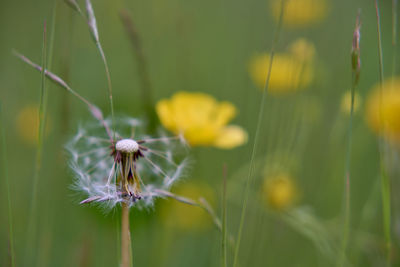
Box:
[0,102,15,267]
[375,0,392,265]
[121,203,133,267]
[232,1,285,266]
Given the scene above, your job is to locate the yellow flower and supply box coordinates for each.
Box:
[249,38,315,94]
[156,92,247,148]
[270,0,328,28]
[341,90,361,115]
[16,105,51,146]
[365,78,400,144]
[160,182,215,230]
[262,172,297,211]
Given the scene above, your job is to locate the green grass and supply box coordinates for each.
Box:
[1,102,15,267]
[1,0,399,266]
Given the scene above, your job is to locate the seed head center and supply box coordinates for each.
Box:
[116,139,139,153]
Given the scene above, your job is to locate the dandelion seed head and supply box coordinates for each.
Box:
[67,116,188,210]
[116,139,139,153]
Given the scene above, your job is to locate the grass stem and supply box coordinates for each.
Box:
[221,165,228,267]
[26,20,48,263]
[337,11,361,267]
[26,3,57,262]
[232,1,285,266]
[0,102,15,267]
[374,1,392,265]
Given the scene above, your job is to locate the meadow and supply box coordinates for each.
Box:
[0,0,399,266]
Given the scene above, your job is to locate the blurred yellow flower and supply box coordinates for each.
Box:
[365,78,400,144]
[341,90,361,115]
[270,0,328,28]
[249,38,315,94]
[160,182,215,230]
[156,92,247,148]
[262,172,297,211]
[16,105,51,146]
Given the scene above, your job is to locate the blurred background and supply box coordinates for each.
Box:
[0,0,399,266]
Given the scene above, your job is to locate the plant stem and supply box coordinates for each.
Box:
[232,1,285,266]
[337,11,361,267]
[0,102,15,267]
[121,203,133,267]
[374,0,392,265]
[221,165,227,267]
[392,0,398,77]
[26,19,48,263]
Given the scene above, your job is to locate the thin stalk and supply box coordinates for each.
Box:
[97,42,115,136]
[221,165,228,267]
[85,0,115,137]
[121,203,133,267]
[26,20,48,262]
[0,103,15,267]
[392,0,398,77]
[374,1,392,265]
[337,11,361,267]
[26,4,58,262]
[232,1,285,266]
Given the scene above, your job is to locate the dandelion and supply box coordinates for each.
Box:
[16,104,51,146]
[160,182,215,230]
[262,172,297,211]
[67,116,188,209]
[365,77,400,145]
[249,38,315,94]
[156,91,248,149]
[270,0,328,28]
[341,90,361,115]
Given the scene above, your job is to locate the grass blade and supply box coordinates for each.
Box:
[374,1,392,265]
[25,4,58,262]
[0,102,16,267]
[25,20,48,263]
[221,165,228,267]
[232,1,286,266]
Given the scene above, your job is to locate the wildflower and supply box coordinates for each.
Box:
[156,92,247,148]
[365,78,400,145]
[160,182,215,230]
[16,105,51,146]
[341,90,361,115]
[262,172,297,211]
[67,116,188,209]
[270,0,328,28]
[249,38,315,94]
